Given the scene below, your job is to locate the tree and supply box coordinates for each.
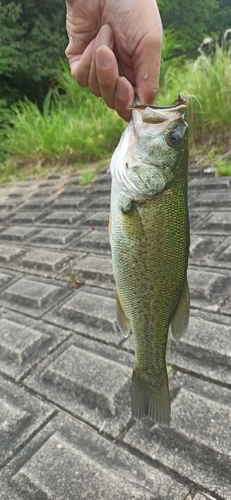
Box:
[0,0,67,104]
[157,0,219,50]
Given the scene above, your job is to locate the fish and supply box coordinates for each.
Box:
[109,94,190,425]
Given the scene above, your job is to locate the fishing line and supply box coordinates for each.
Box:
[184,92,204,209]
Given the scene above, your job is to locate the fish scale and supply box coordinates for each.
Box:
[110,96,190,424]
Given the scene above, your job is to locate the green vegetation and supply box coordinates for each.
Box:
[216,159,231,176]
[157,46,231,158]
[0,0,231,182]
[0,66,125,181]
[0,0,67,104]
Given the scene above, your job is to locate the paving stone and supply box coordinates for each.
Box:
[0,414,188,500]
[53,196,87,210]
[8,189,29,198]
[123,378,231,500]
[25,336,133,429]
[189,235,224,265]
[83,211,109,228]
[30,227,86,247]
[188,166,216,178]
[168,312,231,385]
[73,228,111,253]
[64,253,115,289]
[45,286,121,344]
[0,226,38,242]
[189,210,208,230]
[0,268,21,292]
[59,185,87,196]
[193,191,231,210]
[0,244,26,264]
[0,276,70,318]
[31,187,56,197]
[11,211,46,224]
[22,197,53,209]
[0,375,55,468]
[0,199,22,210]
[20,248,73,275]
[188,267,231,312]
[41,210,85,226]
[0,311,69,380]
[188,177,230,190]
[196,212,231,234]
[204,236,231,270]
[0,211,14,222]
[86,195,111,210]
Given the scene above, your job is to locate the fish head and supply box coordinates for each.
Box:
[110,95,188,199]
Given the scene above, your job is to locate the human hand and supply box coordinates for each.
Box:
[65,0,162,121]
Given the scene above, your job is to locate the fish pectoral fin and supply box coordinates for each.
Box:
[171,277,190,340]
[131,369,170,425]
[116,290,131,338]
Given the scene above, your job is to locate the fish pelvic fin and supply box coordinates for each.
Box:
[131,369,170,425]
[171,277,190,340]
[116,290,131,338]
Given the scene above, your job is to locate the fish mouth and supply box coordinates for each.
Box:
[127,94,186,128]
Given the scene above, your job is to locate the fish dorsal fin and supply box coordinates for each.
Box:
[116,290,131,338]
[171,277,190,340]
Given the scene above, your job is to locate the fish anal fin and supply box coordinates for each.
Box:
[116,290,131,338]
[171,277,190,340]
[131,369,170,425]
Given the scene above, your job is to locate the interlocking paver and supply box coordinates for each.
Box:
[40,210,85,226]
[0,375,55,468]
[0,226,38,241]
[45,285,121,344]
[83,211,109,227]
[0,268,21,292]
[61,252,115,289]
[0,167,230,500]
[11,211,46,224]
[123,376,231,499]
[73,227,111,253]
[0,276,70,317]
[30,227,85,247]
[188,267,231,312]
[0,414,188,500]
[196,211,231,234]
[168,312,231,385]
[25,335,132,430]
[0,310,69,380]
[0,244,25,264]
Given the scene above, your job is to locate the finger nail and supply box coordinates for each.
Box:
[98,24,113,46]
[96,46,112,68]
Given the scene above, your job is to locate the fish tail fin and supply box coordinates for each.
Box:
[131,369,170,425]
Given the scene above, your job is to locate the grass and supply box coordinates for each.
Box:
[157,46,231,158]
[1,47,231,182]
[216,159,231,176]
[0,65,125,181]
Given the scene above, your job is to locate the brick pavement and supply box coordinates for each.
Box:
[0,167,230,500]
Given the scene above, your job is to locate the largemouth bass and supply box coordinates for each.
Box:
[109,95,190,425]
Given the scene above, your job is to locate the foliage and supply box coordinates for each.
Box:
[0,0,67,104]
[216,159,231,176]
[157,45,231,155]
[79,171,96,185]
[0,66,125,177]
[158,0,219,50]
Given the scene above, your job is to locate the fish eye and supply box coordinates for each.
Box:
[166,130,182,148]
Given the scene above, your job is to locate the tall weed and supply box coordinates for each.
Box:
[157,46,231,152]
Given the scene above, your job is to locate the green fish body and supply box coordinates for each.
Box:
[110,96,190,425]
